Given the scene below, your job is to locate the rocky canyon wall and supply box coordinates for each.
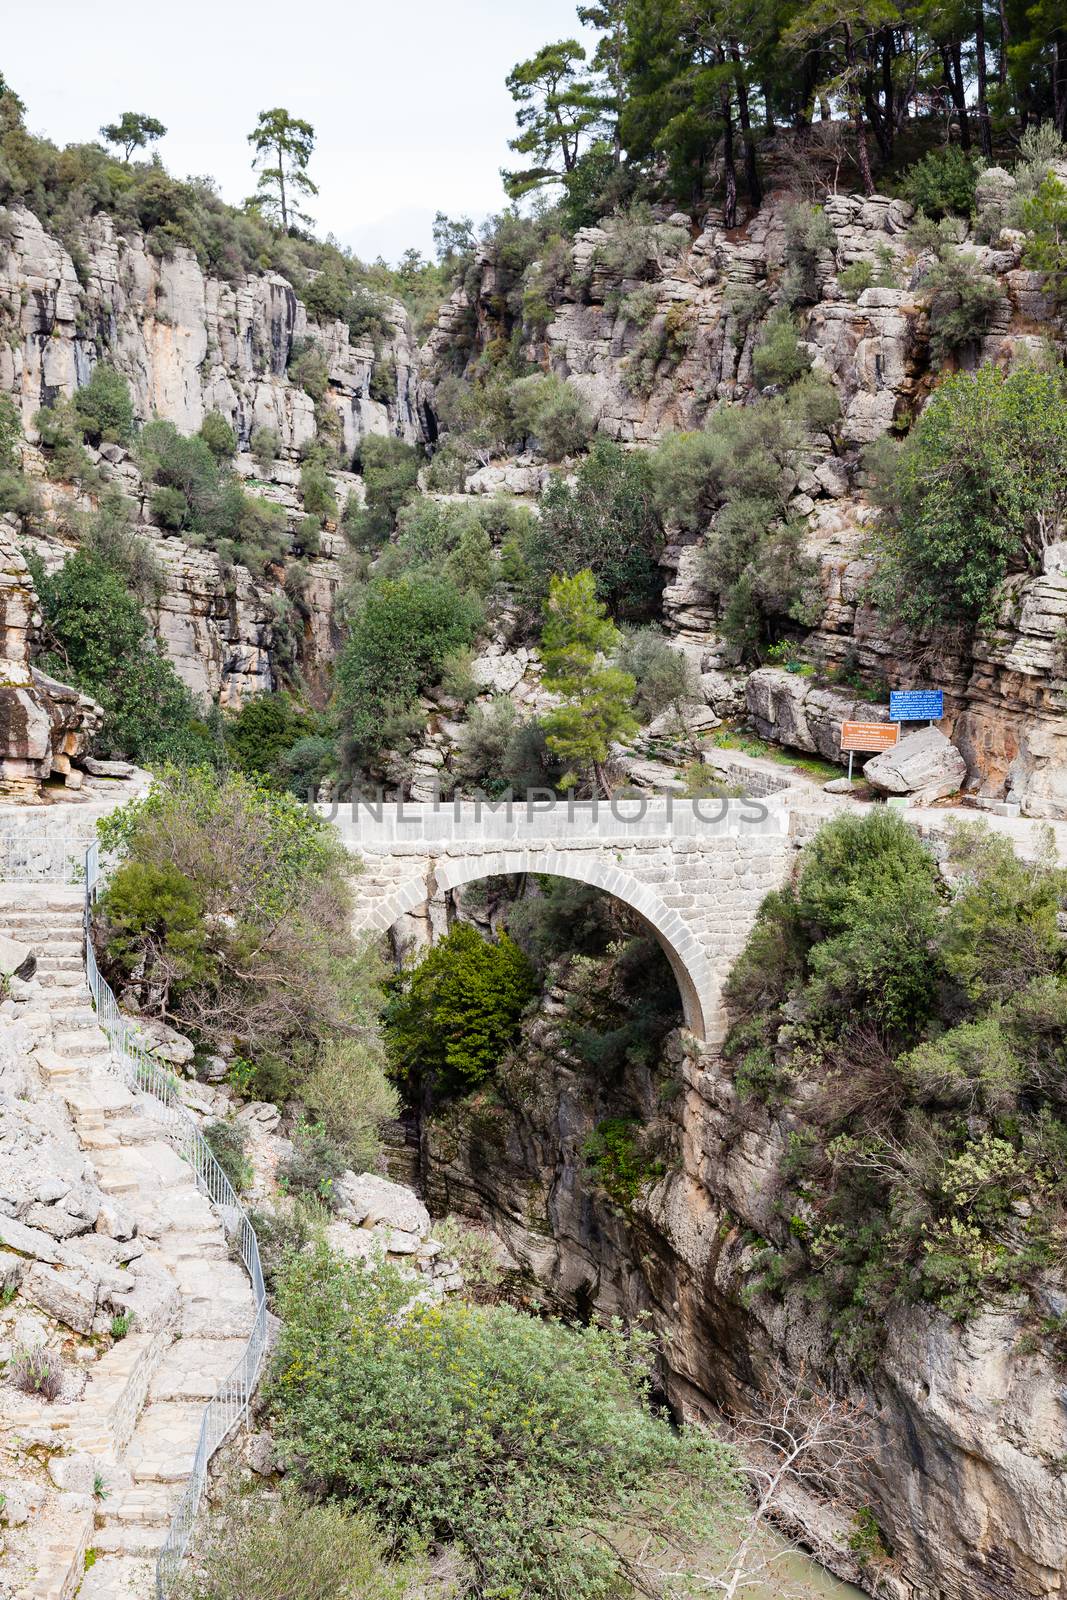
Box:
[418,972,1067,1600]
[424,179,1067,818]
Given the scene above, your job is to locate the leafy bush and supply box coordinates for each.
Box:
[34,397,101,487]
[920,248,1004,365]
[288,341,329,401]
[751,309,812,388]
[276,1118,348,1208]
[203,1118,253,1193]
[652,382,832,658]
[334,575,482,767]
[199,411,237,460]
[614,626,698,719]
[73,363,134,445]
[0,393,21,470]
[174,1480,422,1600]
[303,1040,399,1172]
[226,694,317,787]
[508,372,593,460]
[870,364,1067,627]
[903,146,981,219]
[138,419,289,570]
[250,425,280,474]
[386,922,535,1097]
[300,457,338,523]
[1019,174,1067,301]
[522,440,663,619]
[33,549,218,766]
[589,207,689,281]
[271,1245,741,1599]
[347,436,421,546]
[781,202,836,306]
[583,1117,665,1205]
[97,768,389,1115]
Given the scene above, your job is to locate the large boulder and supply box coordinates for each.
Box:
[863,726,967,803]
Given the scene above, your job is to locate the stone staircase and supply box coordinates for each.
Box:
[1,887,256,1600]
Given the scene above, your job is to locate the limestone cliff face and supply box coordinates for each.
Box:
[0,204,430,704]
[0,205,426,450]
[423,187,1067,818]
[419,987,1067,1600]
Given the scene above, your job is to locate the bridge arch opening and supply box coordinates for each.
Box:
[355,848,718,1042]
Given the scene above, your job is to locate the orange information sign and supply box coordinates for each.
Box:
[840,721,900,753]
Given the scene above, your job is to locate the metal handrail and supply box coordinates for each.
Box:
[83,843,268,1599]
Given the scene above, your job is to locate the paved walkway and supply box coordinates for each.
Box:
[0,885,255,1600]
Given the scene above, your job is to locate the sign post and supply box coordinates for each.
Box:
[840,720,900,781]
[889,689,943,725]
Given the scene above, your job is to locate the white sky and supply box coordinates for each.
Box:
[7,0,597,263]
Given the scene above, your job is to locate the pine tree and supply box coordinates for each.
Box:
[539,570,638,796]
[247,108,317,232]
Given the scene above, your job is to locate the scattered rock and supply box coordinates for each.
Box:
[334,1171,431,1237]
[0,934,34,979]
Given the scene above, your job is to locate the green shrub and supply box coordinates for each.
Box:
[276,1118,348,1208]
[508,372,593,460]
[652,383,832,659]
[1019,174,1067,301]
[781,202,835,306]
[203,1118,253,1193]
[522,440,663,620]
[870,364,1067,627]
[751,309,812,388]
[198,411,237,460]
[226,694,316,786]
[97,768,382,1091]
[301,268,350,323]
[300,458,337,523]
[288,341,329,401]
[302,1040,398,1173]
[250,425,280,475]
[450,697,561,798]
[903,146,981,219]
[334,575,482,767]
[583,1117,664,1205]
[34,550,218,766]
[138,419,288,570]
[614,626,697,719]
[0,393,21,470]
[348,435,420,546]
[722,813,1067,1351]
[174,1480,421,1600]
[34,398,100,487]
[920,248,1004,365]
[271,1245,741,1599]
[386,922,536,1096]
[102,859,215,1002]
[74,364,134,445]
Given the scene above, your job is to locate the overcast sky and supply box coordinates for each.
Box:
[6,0,597,262]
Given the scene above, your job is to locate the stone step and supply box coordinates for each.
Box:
[54,1028,109,1057]
[147,1337,250,1402]
[75,1553,155,1600]
[92,1142,191,1193]
[35,1048,82,1081]
[124,1402,206,1483]
[92,1521,169,1557]
[103,1483,180,1526]
[37,968,88,988]
[37,951,84,968]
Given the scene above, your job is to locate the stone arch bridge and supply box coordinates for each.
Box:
[327,797,799,1045]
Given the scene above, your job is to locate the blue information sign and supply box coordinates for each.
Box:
[889,689,943,722]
